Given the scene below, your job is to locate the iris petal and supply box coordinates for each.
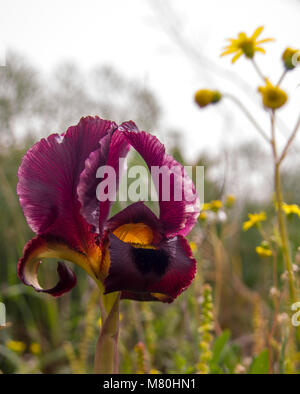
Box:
[17,116,115,252]
[104,233,196,302]
[17,235,99,296]
[119,122,200,237]
[78,128,130,234]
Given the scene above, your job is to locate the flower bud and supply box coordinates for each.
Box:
[282,47,300,70]
[195,89,222,108]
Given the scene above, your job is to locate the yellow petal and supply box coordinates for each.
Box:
[255,47,266,54]
[251,26,264,40]
[232,51,243,63]
[256,38,275,44]
[221,48,238,57]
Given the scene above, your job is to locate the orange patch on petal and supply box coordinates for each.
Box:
[113,223,154,246]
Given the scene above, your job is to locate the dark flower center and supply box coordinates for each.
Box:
[132,247,169,276]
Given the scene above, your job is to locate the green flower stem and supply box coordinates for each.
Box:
[251,58,266,82]
[94,290,120,374]
[224,94,270,143]
[276,69,288,87]
[274,162,296,303]
[270,111,296,305]
[278,113,300,165]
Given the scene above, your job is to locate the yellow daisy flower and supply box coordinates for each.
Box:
[189,241,197,252]
[30,342,41,356]
[221,26,274,63]
[199,212,207,221]
[210,200,223,212]
[256,245,272,258]
[201,203,212,211]
[258,79,288,109]
[6,340,26,353]
[225,194,236,208]
[281,203,300,218]
[243,212,266,231]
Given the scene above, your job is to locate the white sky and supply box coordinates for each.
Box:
[1,0,300,160]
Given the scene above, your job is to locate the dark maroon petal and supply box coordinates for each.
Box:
[17,116,116,252]
[147,235,196,300]
[17,236,79,297]
[77,132,113,232]
[120,122,200,237]
[46,262,77,297]
[77,129,130,234]
[98,130,130,232]
[104,233,196,302]
[107,201,163,244]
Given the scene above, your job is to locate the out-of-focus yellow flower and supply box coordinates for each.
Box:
[282,47,300,70]
[6,340,26,353]
[243,212,266,231]
[199,212,207,221]
[200,200,223,219]
[225,194,236,208]
[258,79,288,109]
[281,203,300,218]
[195,89,222,108]
[150,369,160,374]
[256,245,273,258]
[210,200,223,212]
[221,26,274,63]
[189,241,197,252]
[30,342,41,355]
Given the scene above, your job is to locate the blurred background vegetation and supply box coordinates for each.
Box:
[1,46,300,374]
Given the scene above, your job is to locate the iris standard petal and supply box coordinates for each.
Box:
[119,122,200,237]
[104,233,196,303]
[77,129,130,234]
[17,116,116,252]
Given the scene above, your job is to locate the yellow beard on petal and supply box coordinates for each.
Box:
[113,223,154,246]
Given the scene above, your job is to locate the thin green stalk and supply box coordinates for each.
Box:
[277,69,288,87]
[270,111,296,304]
[94,291,120,374]
[224,93,270,143]
[274,163,296,303]
[251,58,266,82]
[278,113,300,164]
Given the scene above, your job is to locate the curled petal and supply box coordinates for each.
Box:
[78,129,130,234]
[17,236,85,296]
[104,233,196,302]
[77,132,113,231]
[120,123,200,237]
[17,116,116,252]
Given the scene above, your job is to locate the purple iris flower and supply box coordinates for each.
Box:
[17,117,200,303]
